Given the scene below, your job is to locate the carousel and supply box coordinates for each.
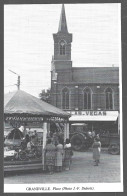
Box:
[4,90,70,172]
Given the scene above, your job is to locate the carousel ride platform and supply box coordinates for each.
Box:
[4,159,44,172]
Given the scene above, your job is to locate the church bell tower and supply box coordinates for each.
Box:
[52,4,72,72]
[51,4,73,107]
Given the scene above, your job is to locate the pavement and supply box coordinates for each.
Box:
[4,150,121,184]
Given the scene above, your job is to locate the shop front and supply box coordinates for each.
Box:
[68,110,119,134]
[67,110,119,150]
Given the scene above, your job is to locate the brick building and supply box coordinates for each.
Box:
[51,5,119,134]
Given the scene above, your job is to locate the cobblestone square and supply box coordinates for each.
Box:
[4,150,121,184]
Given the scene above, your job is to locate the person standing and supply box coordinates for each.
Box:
[45,138,56,174]
[92,137,101,166]
[56,139,64,172]
[64,138,72,171]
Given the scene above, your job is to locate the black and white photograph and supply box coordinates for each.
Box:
[4,3,123,192]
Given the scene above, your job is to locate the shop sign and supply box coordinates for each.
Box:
[68,111,107,116]
[69,111,118,122]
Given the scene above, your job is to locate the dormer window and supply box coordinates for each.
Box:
[60,40,66,55]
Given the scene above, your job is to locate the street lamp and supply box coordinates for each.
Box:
[8,69,20,90]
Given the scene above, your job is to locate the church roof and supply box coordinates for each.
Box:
[72,67,119,84]
[58,4,68,33]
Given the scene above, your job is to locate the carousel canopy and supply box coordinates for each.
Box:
[4,90,70,118]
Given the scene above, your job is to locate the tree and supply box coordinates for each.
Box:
[39,88,51,103]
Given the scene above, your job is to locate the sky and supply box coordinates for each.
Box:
[4,3,121,98]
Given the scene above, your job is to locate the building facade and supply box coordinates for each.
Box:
[51,5,119,134]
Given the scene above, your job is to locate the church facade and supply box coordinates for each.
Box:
[50,5,119,133]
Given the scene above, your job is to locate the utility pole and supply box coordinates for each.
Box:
[8,69,20,90]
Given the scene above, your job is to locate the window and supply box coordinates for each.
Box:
[105,88,113,110]
[83,88,92,109]
[60,40,66,55]
[62,88,69,109]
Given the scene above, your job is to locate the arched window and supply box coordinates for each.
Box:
[83,88,92,109]
[62,88,69,109]
[105,88,113,110]
[60,40,66,55]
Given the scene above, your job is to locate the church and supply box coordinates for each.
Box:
[50,4,119,134]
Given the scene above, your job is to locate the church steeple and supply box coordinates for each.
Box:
[58,4,68,33]
[52,4,72,71]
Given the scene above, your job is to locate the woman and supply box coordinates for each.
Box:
[56,139,64,172]
[45,138,56,174]
[92,137,101,166]
[64,138,72,171]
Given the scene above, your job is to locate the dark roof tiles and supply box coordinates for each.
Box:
[72,67,119,83]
